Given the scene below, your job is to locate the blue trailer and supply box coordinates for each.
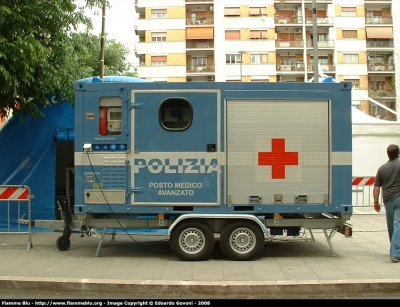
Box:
[28,79,353,261]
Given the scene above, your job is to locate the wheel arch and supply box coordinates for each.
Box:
[167,214,269,239]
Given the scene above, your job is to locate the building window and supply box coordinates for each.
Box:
[344,54,359,64]
[370,80,386,91]
[248,30,267,40]
[251,54,268,64]
[369,56,384,65]
[318,34,327,42]
[225,30,240,40]
[224,7,240,16]
[250,30,261,39]
[160,98,192,131]
[280,57,295,65]
[192,57,207,68]
[261,30,267,39]
[319,58,328,65]
[311,56,328,65]
[152,62,167,66]
[342,30,357,39]
[151,55,167,66]
[192,57,207,66]
[151,9,166,18]
[249,7,261,16]
[345,79,360,90]
[152,32,167,42]
[367,11,382,24]
[226,54,241,64]
[341,7,356,17]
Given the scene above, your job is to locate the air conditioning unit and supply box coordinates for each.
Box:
[294,6,300,11]
[207,76,214,81]
[294,28,302,33]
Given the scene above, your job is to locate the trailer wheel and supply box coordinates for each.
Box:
[170,221,214,261]
[56,235,71,251]
[220,221,264,261]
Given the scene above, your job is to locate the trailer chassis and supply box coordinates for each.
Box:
[20,211,352,260]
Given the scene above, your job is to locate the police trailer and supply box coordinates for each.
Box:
[26,79,353,261]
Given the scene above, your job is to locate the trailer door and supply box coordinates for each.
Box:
[130,90,220,206]
[227,99,330,205]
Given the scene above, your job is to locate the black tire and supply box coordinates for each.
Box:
[220,221,264,261]
[170,221,214,261]
[56,235,71,251]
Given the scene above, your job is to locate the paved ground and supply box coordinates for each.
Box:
[0,213,400,299]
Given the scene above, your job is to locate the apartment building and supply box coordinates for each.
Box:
[134,0,398,118]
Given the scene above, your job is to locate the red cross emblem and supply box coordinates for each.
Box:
[258,138,299,179]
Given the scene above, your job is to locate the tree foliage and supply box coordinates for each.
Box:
[0,0,125,121]
[68,32,132,78]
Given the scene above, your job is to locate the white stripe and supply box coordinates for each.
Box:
[75,152,221,166]
[0,187,26,199]
[331,152,352,165]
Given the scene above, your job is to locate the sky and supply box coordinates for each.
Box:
[79,0,138,69]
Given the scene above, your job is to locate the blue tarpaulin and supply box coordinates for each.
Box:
[0,76,149,231]
[0,99,74,230]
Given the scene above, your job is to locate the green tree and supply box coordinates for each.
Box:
[68,31,132,78]
[0,0,109,120]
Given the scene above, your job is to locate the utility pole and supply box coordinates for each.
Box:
[239,51,245,81]
[312,0,319,82]
[99,4,106,79]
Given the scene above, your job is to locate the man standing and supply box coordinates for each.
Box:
[373,144,400,262]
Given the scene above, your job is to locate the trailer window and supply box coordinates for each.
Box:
[160,98,192,130]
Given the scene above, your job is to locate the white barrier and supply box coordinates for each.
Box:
[351,176,384,214]
[0,185,32,251]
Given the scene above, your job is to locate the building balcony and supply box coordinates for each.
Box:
[306,40,335,48]
[186,40,214,49]
[368,63,395,72]
[276,64,305,72]
[307,64,335,72]
[274,16,303,24]
[186,65,215,73]
[186,16,214,25]
[305,16,333,24]
[276,40,304,48]
[366,40,394,48]
[365,17,392,24]
[368,89,396,99]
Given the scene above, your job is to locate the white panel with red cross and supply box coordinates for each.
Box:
[226,99,329,205]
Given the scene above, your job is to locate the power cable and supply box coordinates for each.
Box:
[84,150,171,255]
